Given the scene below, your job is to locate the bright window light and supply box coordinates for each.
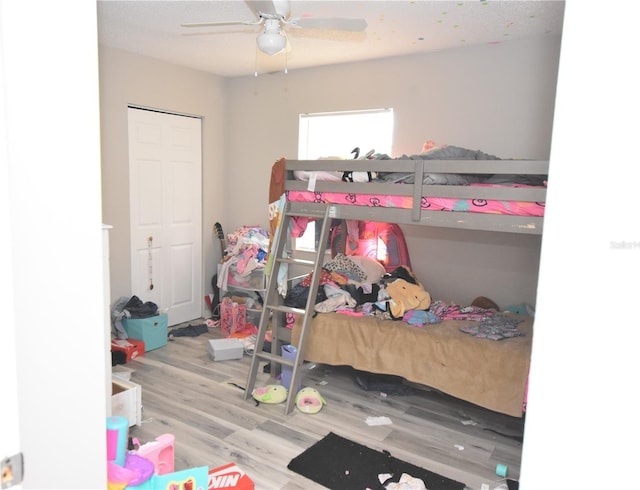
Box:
[296,108,394,251]
[299,108,394,160]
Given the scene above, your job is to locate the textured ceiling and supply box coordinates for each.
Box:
[97,0,565,78]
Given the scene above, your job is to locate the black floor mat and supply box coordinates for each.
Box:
[287,431,466,490]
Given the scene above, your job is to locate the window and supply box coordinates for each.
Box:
[295,108,394,251]
[299,108,394,159]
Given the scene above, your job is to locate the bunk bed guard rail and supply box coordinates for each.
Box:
[284,158,549,235]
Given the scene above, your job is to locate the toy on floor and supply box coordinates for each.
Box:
[106,415,129,466]
[133,433,175,475]
[107,453,154,488]
[106,416,156,488]
[252,384,287,404]
[124,454,154,485]
[127,465,208,489]
[295,387,326,414]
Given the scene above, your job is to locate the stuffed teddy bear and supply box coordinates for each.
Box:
[385,278,432,319]
[294,387,326,414]
[252,385,287,404]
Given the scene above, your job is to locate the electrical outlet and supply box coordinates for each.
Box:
[1,453,23,489]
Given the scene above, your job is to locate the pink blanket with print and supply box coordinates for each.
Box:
[286,183,544,217]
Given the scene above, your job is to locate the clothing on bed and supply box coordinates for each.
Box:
[375,144,500,185]
[459,314,525,340]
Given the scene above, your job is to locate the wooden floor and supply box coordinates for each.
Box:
[121,319,525,490]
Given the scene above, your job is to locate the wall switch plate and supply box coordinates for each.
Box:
[1,453,23,489]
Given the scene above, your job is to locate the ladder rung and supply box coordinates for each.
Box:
[276,256,315,267]
[285,209,327,219]
[267,304,307,316]
[255,351,295,367]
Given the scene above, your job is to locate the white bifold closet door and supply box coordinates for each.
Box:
[128,107,202,326]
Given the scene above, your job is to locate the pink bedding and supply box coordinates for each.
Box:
[286,183,545,217]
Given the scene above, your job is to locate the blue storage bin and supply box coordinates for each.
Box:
[123,314,168,352]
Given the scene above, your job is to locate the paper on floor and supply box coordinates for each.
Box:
[365,416,393,426]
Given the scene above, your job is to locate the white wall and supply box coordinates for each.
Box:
[521,2,640,489]
[403,225,542,307]
[222,35,561,307]
[2,1,105,488]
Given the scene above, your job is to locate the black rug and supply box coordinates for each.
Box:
[287,432,466,490]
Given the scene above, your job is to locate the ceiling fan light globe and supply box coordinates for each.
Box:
[257,32,286,55]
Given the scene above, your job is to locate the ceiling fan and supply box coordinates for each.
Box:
[180,0,368,57]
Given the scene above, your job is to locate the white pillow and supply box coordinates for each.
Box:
[348,255,386,284]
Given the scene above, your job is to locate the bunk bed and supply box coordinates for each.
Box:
[266,150,546,417]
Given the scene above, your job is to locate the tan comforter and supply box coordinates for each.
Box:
[291,312,533,417]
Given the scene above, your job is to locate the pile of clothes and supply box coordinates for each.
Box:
[217,225,270,292]
[284,257,437,326]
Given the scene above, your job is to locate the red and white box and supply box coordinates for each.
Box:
[208,463,254,490]
[111,338,145,362]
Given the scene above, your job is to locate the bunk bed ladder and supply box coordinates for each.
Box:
[243,203,333,414]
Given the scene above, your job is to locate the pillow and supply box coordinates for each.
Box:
[323,253,366,282]
[293,170,343,182]
[348,255,386,284]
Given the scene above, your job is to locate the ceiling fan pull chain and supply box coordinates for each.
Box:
[284,34,288,74]
[147,236,154,291]
[254,42,258,77]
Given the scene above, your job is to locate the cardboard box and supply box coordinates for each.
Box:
[111,338,145,362]
[208,338,244,361]
[123,314,168,351]
[208,463,254,490]
[112,365,134,381]
[111,376,142,427]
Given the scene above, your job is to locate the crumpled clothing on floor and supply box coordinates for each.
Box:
[379,473,427,490]
[168,323,208,338]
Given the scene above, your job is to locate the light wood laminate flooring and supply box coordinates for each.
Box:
[122,319,524,490]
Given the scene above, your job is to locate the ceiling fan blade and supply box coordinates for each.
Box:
[286,27,366,43]
[291,17,367,32]
[181,20,260,28]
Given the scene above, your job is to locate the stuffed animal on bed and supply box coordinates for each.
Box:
[385,278,432,319]
[294,387,326,414]
[252,385,287,404]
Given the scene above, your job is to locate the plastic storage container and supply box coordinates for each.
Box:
[281,344,302,393]
[122,314,168,351]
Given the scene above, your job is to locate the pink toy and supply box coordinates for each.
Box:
[134,433,175,475]
[106,416,128,466]
[107,454,154,487]
[124,453,155,486]
[107,461,137,486]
